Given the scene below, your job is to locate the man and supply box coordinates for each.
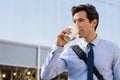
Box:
[41,3,120,80]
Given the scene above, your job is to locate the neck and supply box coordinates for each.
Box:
[85,32,97,42]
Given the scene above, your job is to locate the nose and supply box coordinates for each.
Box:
[74,22,80,29]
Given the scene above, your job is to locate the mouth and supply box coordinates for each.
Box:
[78,30,81,34]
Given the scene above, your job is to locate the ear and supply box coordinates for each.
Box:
[92,19,97,29]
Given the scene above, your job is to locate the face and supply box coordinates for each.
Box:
[73,11,96,39]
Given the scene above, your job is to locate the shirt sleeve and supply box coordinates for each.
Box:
[112,46,120,80]
[41,44,67,80]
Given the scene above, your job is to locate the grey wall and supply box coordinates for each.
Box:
[0,43,37,68]
[0,40,51,68]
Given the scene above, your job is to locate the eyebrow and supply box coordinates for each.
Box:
[73,17,85,20]
[73,18,85,22]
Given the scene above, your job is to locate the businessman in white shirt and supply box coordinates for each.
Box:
[41,3,120,80]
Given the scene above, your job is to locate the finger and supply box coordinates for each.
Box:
[71,37,76,40]
[61,28,71,35]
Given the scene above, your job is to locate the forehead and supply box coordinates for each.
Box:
[73,11,87,20]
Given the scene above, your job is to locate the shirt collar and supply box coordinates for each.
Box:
[80,36,101,47]
[91,36,101,46]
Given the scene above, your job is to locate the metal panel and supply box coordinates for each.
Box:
[0,43,37,68]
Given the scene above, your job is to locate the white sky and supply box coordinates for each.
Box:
[0,0,120,47]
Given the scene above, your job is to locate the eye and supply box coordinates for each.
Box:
[78,19,84,22]
[73,18,85,24]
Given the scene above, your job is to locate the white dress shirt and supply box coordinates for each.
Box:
[41,36,120,80]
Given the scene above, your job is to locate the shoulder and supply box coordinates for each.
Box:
[99,39,120,54]
[59,45,78,58]
[100,39,119,48]
[61,46,74,55]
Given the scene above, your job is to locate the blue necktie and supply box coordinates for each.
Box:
[87,43,94,80]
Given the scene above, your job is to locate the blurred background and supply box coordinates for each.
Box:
[0,0,120,80]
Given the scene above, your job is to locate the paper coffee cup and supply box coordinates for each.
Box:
[63,25,79,42]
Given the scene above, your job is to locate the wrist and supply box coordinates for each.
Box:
[56,41,65,47]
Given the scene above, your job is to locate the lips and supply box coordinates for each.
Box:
[78,30,81,34]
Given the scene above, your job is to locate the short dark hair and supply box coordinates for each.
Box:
[71,3,99,30]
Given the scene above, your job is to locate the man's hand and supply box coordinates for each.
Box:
[56,28,76,47]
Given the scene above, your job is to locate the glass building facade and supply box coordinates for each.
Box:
[0,40,50,80]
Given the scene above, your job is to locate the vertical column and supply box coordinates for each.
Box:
[36,46,41,80]
[0,69,2,80]
[10,70,13,80]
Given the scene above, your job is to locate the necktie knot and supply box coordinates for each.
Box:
[88,43,94,47]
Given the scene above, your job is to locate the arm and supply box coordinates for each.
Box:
[41,45,67,80]
[112,46,120,80]
[41,27,75,80]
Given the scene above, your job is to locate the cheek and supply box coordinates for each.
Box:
[77,23,90,33]
[82,27,89,35]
